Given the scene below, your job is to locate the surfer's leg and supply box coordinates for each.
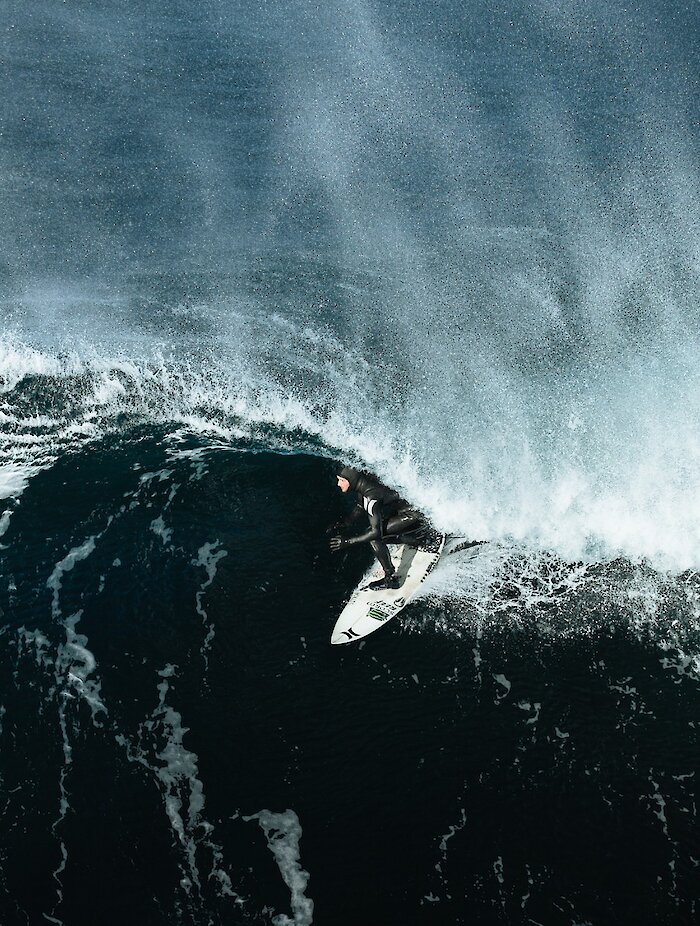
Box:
[370,538,394,575]
[366,506,400,589]
[383,509,419,535]
[383,508,427,545]
[367,538,400,589]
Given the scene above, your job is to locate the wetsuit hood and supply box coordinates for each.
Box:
[339,465,361,490]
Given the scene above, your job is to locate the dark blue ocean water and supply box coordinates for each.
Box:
[2,2,700,924]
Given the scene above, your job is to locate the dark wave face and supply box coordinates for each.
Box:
[1,1,700,924]
[2,435,699,925]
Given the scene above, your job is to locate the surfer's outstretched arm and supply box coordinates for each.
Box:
[330,504,395,580]
[330,503,383,548]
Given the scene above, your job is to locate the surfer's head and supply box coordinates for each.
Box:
[337,465,360,492]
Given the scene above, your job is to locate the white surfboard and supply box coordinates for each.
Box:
[330,532,446,645]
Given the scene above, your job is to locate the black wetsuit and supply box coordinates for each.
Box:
[335,467,425,576]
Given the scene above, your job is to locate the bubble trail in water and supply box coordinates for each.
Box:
[244,810,314,926]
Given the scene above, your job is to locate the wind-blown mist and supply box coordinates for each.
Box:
[2,0,699,567]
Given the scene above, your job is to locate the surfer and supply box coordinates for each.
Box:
[328,465,426,590]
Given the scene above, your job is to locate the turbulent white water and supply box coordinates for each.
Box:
[2,294,700,573]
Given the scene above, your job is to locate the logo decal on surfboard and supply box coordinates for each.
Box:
[367,606,390,621]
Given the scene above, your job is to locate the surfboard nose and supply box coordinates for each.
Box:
[331,626,361,645]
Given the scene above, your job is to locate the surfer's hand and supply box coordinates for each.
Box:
[329,536,346,552]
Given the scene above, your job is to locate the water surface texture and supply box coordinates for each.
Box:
[1,2,699,924]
